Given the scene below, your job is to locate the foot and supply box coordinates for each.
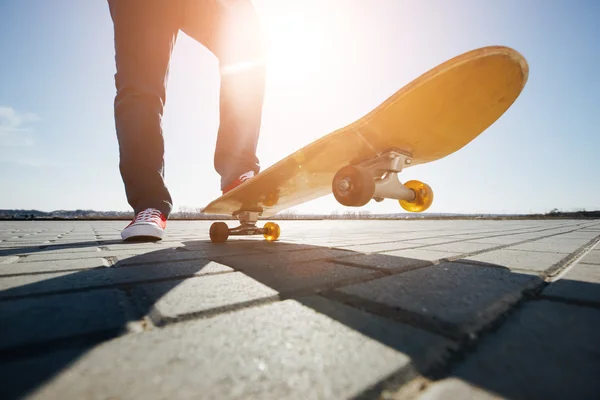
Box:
[121,208,167,241]
[222,171,255,194]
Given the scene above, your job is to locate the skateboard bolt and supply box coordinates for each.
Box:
[339,179,351,191]
[405,159,412,165]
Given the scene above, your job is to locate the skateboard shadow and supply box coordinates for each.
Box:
[0,239,598,399]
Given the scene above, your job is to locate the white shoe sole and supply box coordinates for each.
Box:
[121,222,165,240]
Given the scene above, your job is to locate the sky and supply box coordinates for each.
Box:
[0,0,599,216]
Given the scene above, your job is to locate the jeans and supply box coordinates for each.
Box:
[108,0,266,217]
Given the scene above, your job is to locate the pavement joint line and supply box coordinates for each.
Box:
[274,270,389,300]
[328,255,436,274]
[340,224,599,256]
[428,294,539,382]
[149,295,281,327]
[323,289,464,342]
[438,230,600,269]
[0,269,235,302]
[121,286,159,332]
[546,237,600,282]
[353,360,422,400]
[339,225,569,249]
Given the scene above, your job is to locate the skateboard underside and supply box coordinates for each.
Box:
[202,46,529,242]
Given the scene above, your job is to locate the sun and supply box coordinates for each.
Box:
[256,2,332,83]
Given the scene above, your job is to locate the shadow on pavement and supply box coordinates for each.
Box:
[0,239,598,399]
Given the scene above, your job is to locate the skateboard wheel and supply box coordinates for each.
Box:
[209,222,229,243]
[332,165,375,207]
[399,180,434,212]
[263,222,280,242]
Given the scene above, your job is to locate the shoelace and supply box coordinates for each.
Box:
[239,171,254,182]
[135,208,162,222]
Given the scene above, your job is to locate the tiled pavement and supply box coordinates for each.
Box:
[1,219,599,399]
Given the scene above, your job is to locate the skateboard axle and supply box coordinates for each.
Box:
[373,172,416,201]
[229,223,266,236]
[209,211,281,243]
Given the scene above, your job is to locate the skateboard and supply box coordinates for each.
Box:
[202,45,529,243]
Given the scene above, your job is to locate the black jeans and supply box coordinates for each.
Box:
[108,0,266,217]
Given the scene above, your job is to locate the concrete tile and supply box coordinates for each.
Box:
[333,252,431,272]
[0,258,110,276]
[451,300,600,399]
[216,247,354,268]
[464,249,567,273]
[3,298,454,400]
[424,242,500,254]
[337,262,542,338]
[221,260,374,294]
[507,238,589,254]
[335,241,417,253]
[380,249,461,261]
[0,261,232,299]
[0,289,131,350]
[542,262,600,305]
[132,273,278,324]
[580,249,600,265]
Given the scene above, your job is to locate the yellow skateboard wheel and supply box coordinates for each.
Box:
[263,222,280,242]
[399,180,434,212]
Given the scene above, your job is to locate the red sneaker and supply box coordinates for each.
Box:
[121,208,167,240]
[222,171,255,194]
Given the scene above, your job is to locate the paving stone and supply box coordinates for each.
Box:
[557,231,600,240]
[2,298,454,400]
[332,252,431,272]
[337,262,542,339]
[0,258,110,276]
[0,261,232,299]
[398,237,460,245]
[115,246,264,265]
[416,378,499,400]
[132,273,278,324]
[465,236,542,245]
[451,300,600,399]
[380,248,461,261]
[217,247,354,267]
[0,256,19,264]
[541,262,600,305]
[13,251,110,262]
[465,249,567,273]
[580,249,600,265]
[424,242,500,254]
[506,238,588,254]
[15,246,104,255]
[0,289,131,350]
[335,241,417,253]
[219,259,374,294]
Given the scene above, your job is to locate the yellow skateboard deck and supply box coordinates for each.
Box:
[203,46,528,242]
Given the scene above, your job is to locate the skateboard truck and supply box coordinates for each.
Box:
[209,211,281,243]
[332,149,434,212]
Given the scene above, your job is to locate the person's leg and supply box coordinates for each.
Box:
[108,0,180,216]
[181,0,267,191]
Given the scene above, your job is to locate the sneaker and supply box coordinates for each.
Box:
[222,171,255,194]
[121,208,167,241]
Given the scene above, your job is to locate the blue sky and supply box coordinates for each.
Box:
[0,0,598,215]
